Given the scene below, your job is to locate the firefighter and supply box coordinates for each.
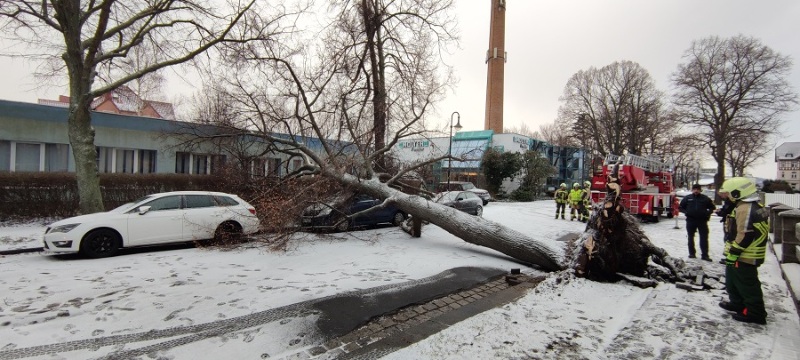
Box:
[717,177,768,325]
[568,182,583,221]
[581,180,592,222]
[554,183,568,219]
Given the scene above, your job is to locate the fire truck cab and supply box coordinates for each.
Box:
[589,154,679,222]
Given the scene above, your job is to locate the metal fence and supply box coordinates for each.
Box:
[763,193,800,208]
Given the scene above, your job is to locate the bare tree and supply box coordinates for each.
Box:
[504,123,540,139]
[558,60,667,157]
[725,130,773,177]
[672,35,798,191]
[197,0,564,270]
[538,120,576,147]
[0,1,287,213]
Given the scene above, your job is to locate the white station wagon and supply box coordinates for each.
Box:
[43,191,261,258]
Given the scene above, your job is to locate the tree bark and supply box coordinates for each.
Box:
[336,173,565,272]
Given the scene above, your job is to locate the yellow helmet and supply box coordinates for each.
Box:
[560,183,567,188]
[573,182,581,188]
[584,181,591,188]
[720,177,757,201]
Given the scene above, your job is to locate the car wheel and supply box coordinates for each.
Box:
[483,200,488,206]
[79,229,121,258]
[214,221,243,242]
[392,212,406,226]
[335,218,350,232]
[475,205,483,217]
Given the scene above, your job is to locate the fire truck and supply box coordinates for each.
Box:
[589,154,679,222]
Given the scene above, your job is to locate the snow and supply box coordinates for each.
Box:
[1,201,799,359]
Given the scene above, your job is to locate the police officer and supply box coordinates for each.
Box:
[678,184,716,260]
[718,177,768,325]
[554,183,568,220]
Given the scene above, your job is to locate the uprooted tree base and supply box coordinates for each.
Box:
[570,162,687,287]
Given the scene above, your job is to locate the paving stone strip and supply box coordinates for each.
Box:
[0,267,486,359]
[278,273,545,360]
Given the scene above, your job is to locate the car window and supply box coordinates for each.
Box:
[461,183,475,190]
[463,192,475,199]
[214,195,239,206]
[355,194,375,202]
[143,195,182,211]
[456,192,466,201]
[185,195,216,209]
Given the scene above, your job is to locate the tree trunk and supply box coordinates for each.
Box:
[336,173,564,271]
[68,101,105,214]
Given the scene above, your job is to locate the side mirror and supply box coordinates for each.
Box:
[138,206,152,215]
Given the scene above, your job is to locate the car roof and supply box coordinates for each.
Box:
[149,191,238,197]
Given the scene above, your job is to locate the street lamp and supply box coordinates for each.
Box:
[447,111,462,189]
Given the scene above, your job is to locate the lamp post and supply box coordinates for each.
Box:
[447,111,462,189]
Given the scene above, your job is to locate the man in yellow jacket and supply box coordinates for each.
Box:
[718,177,768,325]
[554,183,568,220]
[568,183,583,221]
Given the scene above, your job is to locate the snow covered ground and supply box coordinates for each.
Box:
[0,201,798,359]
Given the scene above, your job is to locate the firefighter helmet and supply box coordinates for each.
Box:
[560,183,567,188]
[584,181,591,188]
[720,177,757,201]
[573,182,581,188]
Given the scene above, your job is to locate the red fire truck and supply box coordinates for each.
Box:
[589,154,679,222]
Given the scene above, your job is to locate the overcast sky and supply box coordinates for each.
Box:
[1,0,799,178]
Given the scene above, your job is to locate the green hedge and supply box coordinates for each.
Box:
[0,172,246,219]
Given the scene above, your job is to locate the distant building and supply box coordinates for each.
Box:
[38,86,175,120]
[775,142,800,190]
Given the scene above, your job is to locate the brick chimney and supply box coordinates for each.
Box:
[484,0,506,134]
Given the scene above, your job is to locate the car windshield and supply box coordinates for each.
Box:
[460,183,475,190]
[113,195,156,212]
[437,192,459,202]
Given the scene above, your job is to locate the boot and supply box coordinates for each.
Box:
[719,301,744,313]
[732,312,766,325]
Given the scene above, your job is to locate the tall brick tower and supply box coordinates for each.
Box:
[484,0,506,133]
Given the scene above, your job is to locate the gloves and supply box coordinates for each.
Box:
[725,253,739,266]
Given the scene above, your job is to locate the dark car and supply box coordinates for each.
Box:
[436,191,483,216]
[301,193,407,232]
[436,181,491,205]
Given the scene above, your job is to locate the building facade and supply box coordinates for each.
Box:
[776,142,800,190]
[0,100,312,177]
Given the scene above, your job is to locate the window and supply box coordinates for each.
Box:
[268,157,281,176]
[214,195,239,206]
[291,159,303,172]
[194,154,209,175]
[251,158,266,177]
[115,149,135,173]
[0,141,10,171]
[144,196,182,211]
[792,172,797,179]
[139,150,157,174]
[45,143,69,172]
[176,152,224,175]
[176,152,191,174]
[185,195,215,208]
[15,143,41,172]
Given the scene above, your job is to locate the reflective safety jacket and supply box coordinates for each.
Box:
[725,198,769,266]
[554,189,568,204]
[569,189,583,205]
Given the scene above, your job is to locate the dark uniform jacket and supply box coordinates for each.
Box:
[679,193,716,221]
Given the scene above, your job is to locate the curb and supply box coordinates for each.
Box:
[0,247,43,255]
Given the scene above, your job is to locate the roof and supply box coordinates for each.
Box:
[775,142,800,161]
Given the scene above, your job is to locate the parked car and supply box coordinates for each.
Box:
[436,181,492,205]
[436,191,483,216]
[301,193,407,232]
[43,191,260,258]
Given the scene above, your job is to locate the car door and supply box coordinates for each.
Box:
[126,195,184,246]
[183,194,221,240]
[453,192,471,213]
[349,194,379,226]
